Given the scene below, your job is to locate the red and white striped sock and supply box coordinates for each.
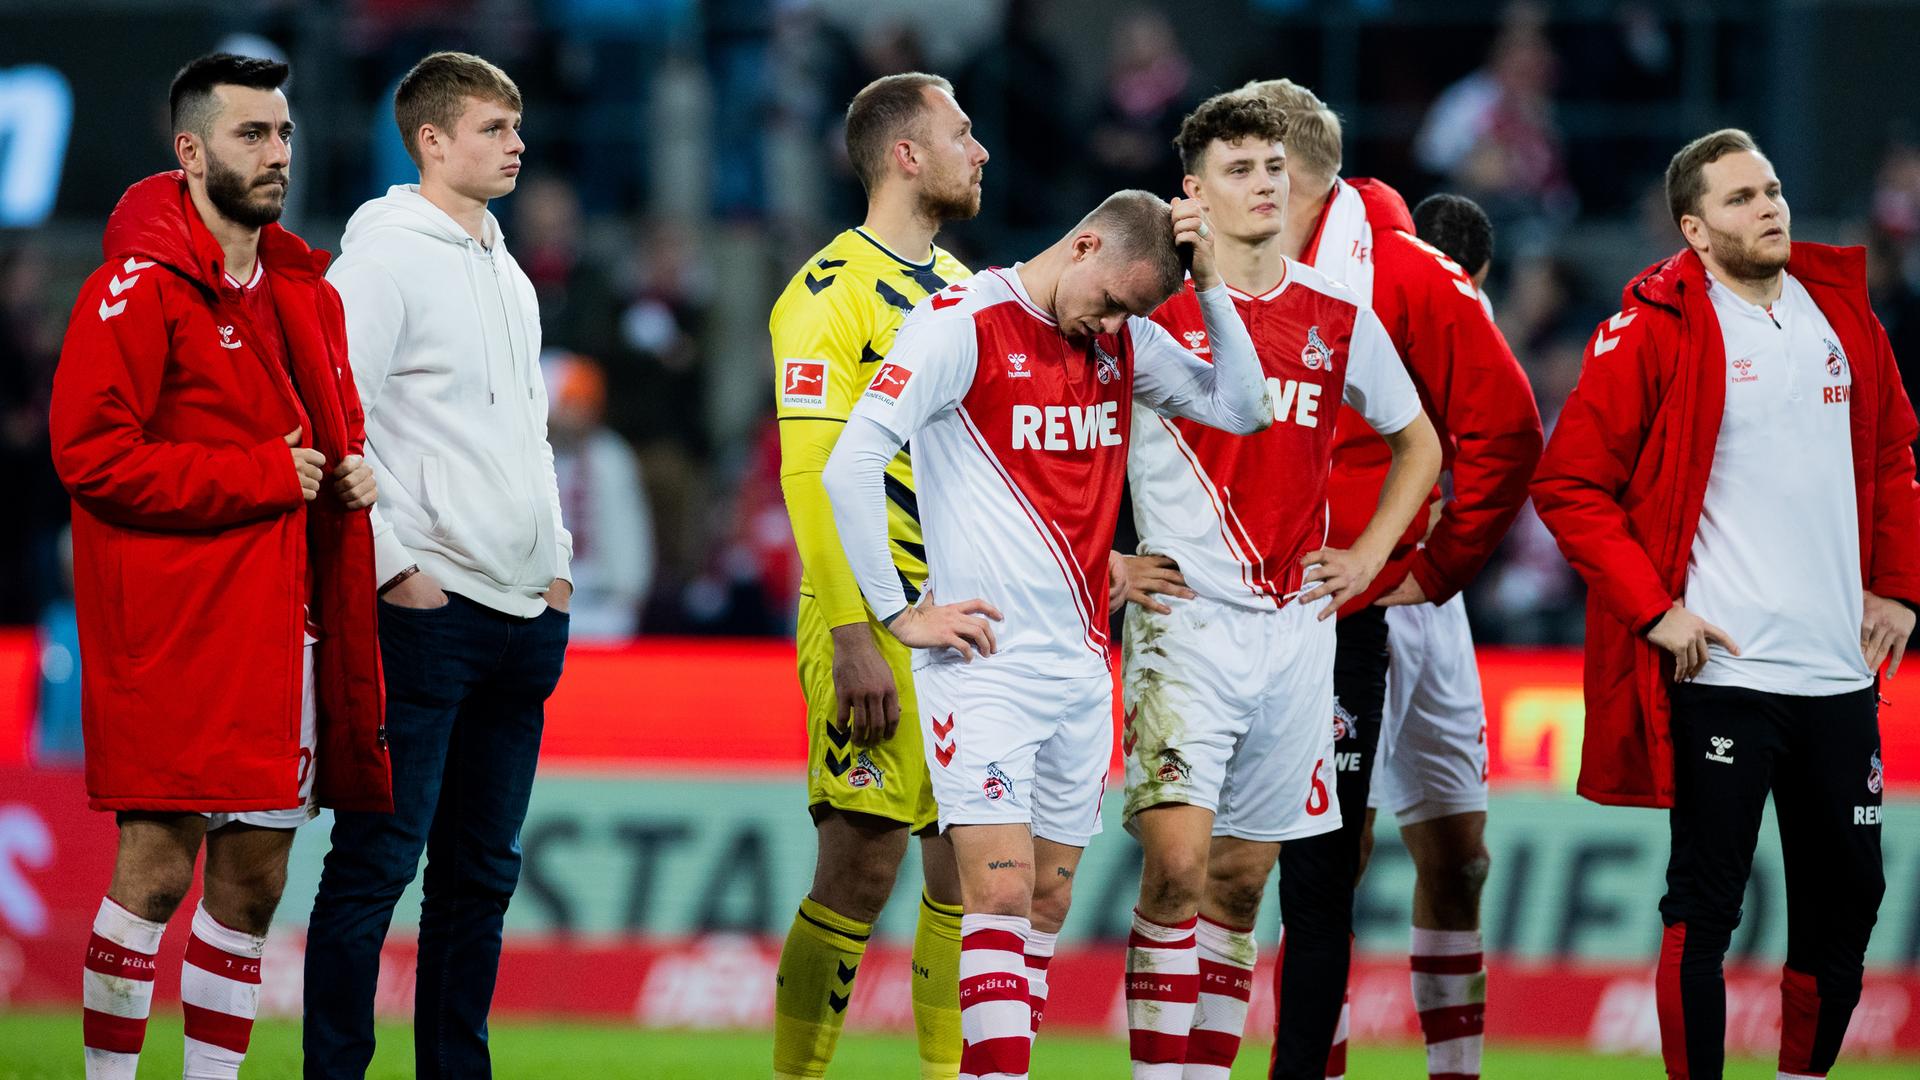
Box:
[959,913,1032,1080]
[1325,987,1350,1080]
[180,902,265,1079]
[1409,927,1486,1080]
[1127,910,1198,1080]
[1024,928,1057,1035]
[1184,916,1256,1080]
[83,897,164,1080]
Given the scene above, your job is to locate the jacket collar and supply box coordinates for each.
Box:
[1626,242,1867,316]
[102,171,329,293]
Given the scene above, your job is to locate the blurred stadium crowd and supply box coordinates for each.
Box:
[5,0,1920,653]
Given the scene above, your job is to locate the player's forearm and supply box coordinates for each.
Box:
[823,416,910,623]
[780,466,881,627]
[1415,426,1543,598]
[1354,412,1443,564]
[60,433,304,531]
[1189,285,1271,434]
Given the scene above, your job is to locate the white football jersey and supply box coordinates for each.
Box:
[847,267,1263,678]
[1132,263,1420,610]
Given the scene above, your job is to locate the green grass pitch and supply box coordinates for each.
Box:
[3,1011,1916,1077]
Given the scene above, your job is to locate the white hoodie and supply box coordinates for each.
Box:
[330,185,572,618]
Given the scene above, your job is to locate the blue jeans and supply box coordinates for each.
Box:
[303,592,567,1079]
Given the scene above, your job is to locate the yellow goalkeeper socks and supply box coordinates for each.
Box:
[911,891,965,1080]
[773,897,871,1079]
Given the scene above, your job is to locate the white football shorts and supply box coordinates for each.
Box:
[1371,594,1490,826]
[1121,594,1342,842]
[916,661,1113,848]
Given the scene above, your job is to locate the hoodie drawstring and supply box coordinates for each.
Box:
[458,239,496,405]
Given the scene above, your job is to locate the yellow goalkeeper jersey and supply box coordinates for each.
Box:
[771,228,970,627]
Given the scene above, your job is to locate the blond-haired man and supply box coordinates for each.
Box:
[303,51,572,1078]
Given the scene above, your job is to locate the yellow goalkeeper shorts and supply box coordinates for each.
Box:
[797,592,938,832]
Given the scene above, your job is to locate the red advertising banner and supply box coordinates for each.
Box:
[4,632,1917,790]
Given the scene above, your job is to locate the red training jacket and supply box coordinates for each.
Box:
[1320,179,1544,613]
[1531,244,1920,808]
[49,172,391,813]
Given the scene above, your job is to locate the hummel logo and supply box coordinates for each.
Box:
[1592,310,1637,356]
[1182,329,1209,353]
[1007,352,1032,379]
[932,713,956,767]
[1706,736,1735,764]
[218,325,243,350]
[930,285,968,310]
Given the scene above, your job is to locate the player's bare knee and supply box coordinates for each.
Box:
[1460,847,1492,892]
[809,868,895,925]
[810,812,907,920]
[1030,888,1071,933]
[205,864,288,936]
[125,880,190,923]
[970,877,1033,918]
[1425,846,1490,906]
[1208,873,1266,929]
[113,858,195,922]
[1139,854,1204,920]
[1030,869,1074,931]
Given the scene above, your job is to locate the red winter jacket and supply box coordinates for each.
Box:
[49,172,391,813]
[1532,244,1920,808]
[1322,179,1544,612]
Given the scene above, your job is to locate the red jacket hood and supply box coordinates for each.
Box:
[103,171,330,291]
[1622,243,1869,314]
[1347,176,1416,234]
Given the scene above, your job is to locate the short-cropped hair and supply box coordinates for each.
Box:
[1075,189,1186,300]
[170,53,290,138]
[394,51,523,168]
[1665,127,1762,227]
[845,72,956,196]
[1413,193,1494,278]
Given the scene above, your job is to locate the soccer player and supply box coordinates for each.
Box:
[1533,129,1920,1080]
[1115,93,1440,1080]
[767,72,987,1080]
[304,53,572,1078]
[1245,79,1543,1080]
[48,53,388,1080]
[824,191,1271,1080]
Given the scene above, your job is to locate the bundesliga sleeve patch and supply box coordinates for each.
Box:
[781,359,827,409]
[865,362,912,403]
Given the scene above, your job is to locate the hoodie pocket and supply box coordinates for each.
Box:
[417,449,543,586]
